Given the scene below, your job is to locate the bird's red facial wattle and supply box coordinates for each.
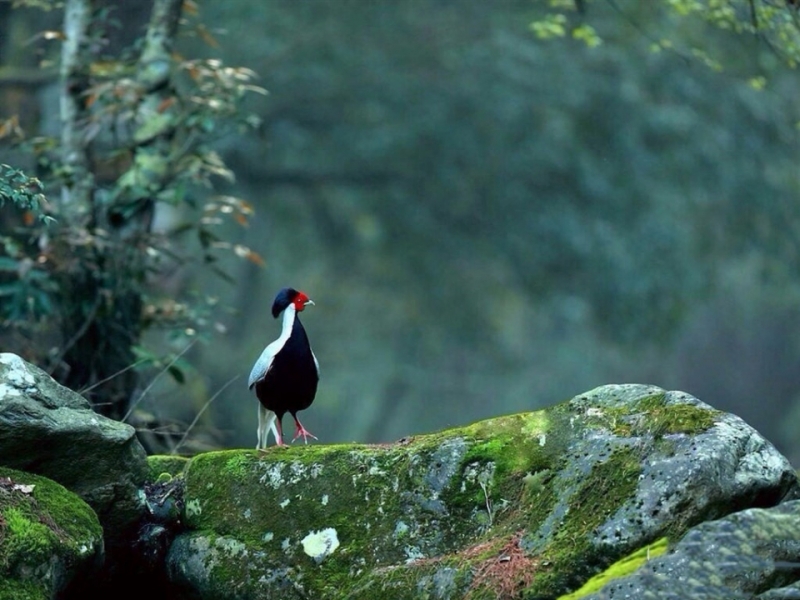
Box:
[293,291,314,312]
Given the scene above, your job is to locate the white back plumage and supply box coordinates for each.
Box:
[248,304,296,389]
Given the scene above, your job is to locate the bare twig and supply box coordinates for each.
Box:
[47,294,101,375]
[122,339,197,423]
[78,357,149,394]
[479,479,494,528]
[172,374,239,454]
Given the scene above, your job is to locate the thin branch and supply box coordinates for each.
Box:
[78,357,149,394]
[47,294,101,375]
[122,339,197,423]
[172,374,239,454]
[749,0,759,30]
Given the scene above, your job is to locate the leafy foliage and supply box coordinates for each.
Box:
[0,165,52,225]
[532,0,800,74]
[0,1,264,428]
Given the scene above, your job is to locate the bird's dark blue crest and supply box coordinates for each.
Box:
[272,287,299,318]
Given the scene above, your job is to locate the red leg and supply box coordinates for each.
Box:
[274,417,287,447]
[291,415,318,444]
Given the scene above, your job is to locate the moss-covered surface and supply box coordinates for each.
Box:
[0,578,48,600]
[0,467,103,599]
[556,537,669,599]
[166,384,794,600]
[580,391,722,439]
[146,455,191,483]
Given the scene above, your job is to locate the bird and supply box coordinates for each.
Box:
[248,287,319,449]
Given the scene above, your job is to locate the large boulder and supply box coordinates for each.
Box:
[0,353,148,543]
[164,384,798,599]
[570,499,800,599]
[0,466,103,600]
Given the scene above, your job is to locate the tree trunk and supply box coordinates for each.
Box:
[53,0,184,421]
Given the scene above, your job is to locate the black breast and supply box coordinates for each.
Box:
[255,317,319,417]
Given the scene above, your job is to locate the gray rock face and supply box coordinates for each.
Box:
[164,384,799,599]
[0,353,148,541]
[582,500,800,600]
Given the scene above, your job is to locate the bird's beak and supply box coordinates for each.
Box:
[305,299,315,306]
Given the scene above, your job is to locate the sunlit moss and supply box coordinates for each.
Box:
[146,455,190,483]
[0,467,102,598]
[557,537,669,599]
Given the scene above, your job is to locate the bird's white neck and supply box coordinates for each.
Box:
[277,304,297,344]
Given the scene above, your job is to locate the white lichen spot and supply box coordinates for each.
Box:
[394,521,409,538]
[392,476,399,492]
[0,383,20,398]
[243,508,252,520]
[206,482,214,490]
[377,505,384,515]
[186,499,202,517]
[214,536,247,557]
[288,461,307,484]
[259,462,286,488]
[462,463,478,490]
[321,494,329,506]
[309,463,324,478]
[282,538,291,551]
[0,354,36,387]
[586,407,604,417]
[368,464,386,476]
[538,433,547,447]
[263,532,274,542]
[280,498,291,509]
[301,528,340,562]
[404,545,425,563]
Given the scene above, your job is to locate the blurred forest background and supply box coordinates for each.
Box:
[2,1,800,464]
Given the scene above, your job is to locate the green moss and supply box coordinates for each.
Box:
[557,537,669,599]
[582,392,721,438]
[174,388,723,599]
[146,455,190,482]
[631,394,720,437]
[0,579,48,600]
[3,508,57,568]
[180,410,568,599]
[19,472,102,545]
[0,467,102,594]
[523,447,643,597]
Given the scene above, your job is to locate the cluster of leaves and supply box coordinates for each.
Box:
[0,164,56,325]
[0,164,52,225]
[531,0,800,80]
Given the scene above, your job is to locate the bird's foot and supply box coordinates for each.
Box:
[257,442,288,452]
[292,423,318,445]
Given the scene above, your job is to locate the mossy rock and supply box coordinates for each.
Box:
[166,384,797,599]
[575,500,800,599]
[0,353,148,547]
[0,467,103,600]
[146,455,190,484]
